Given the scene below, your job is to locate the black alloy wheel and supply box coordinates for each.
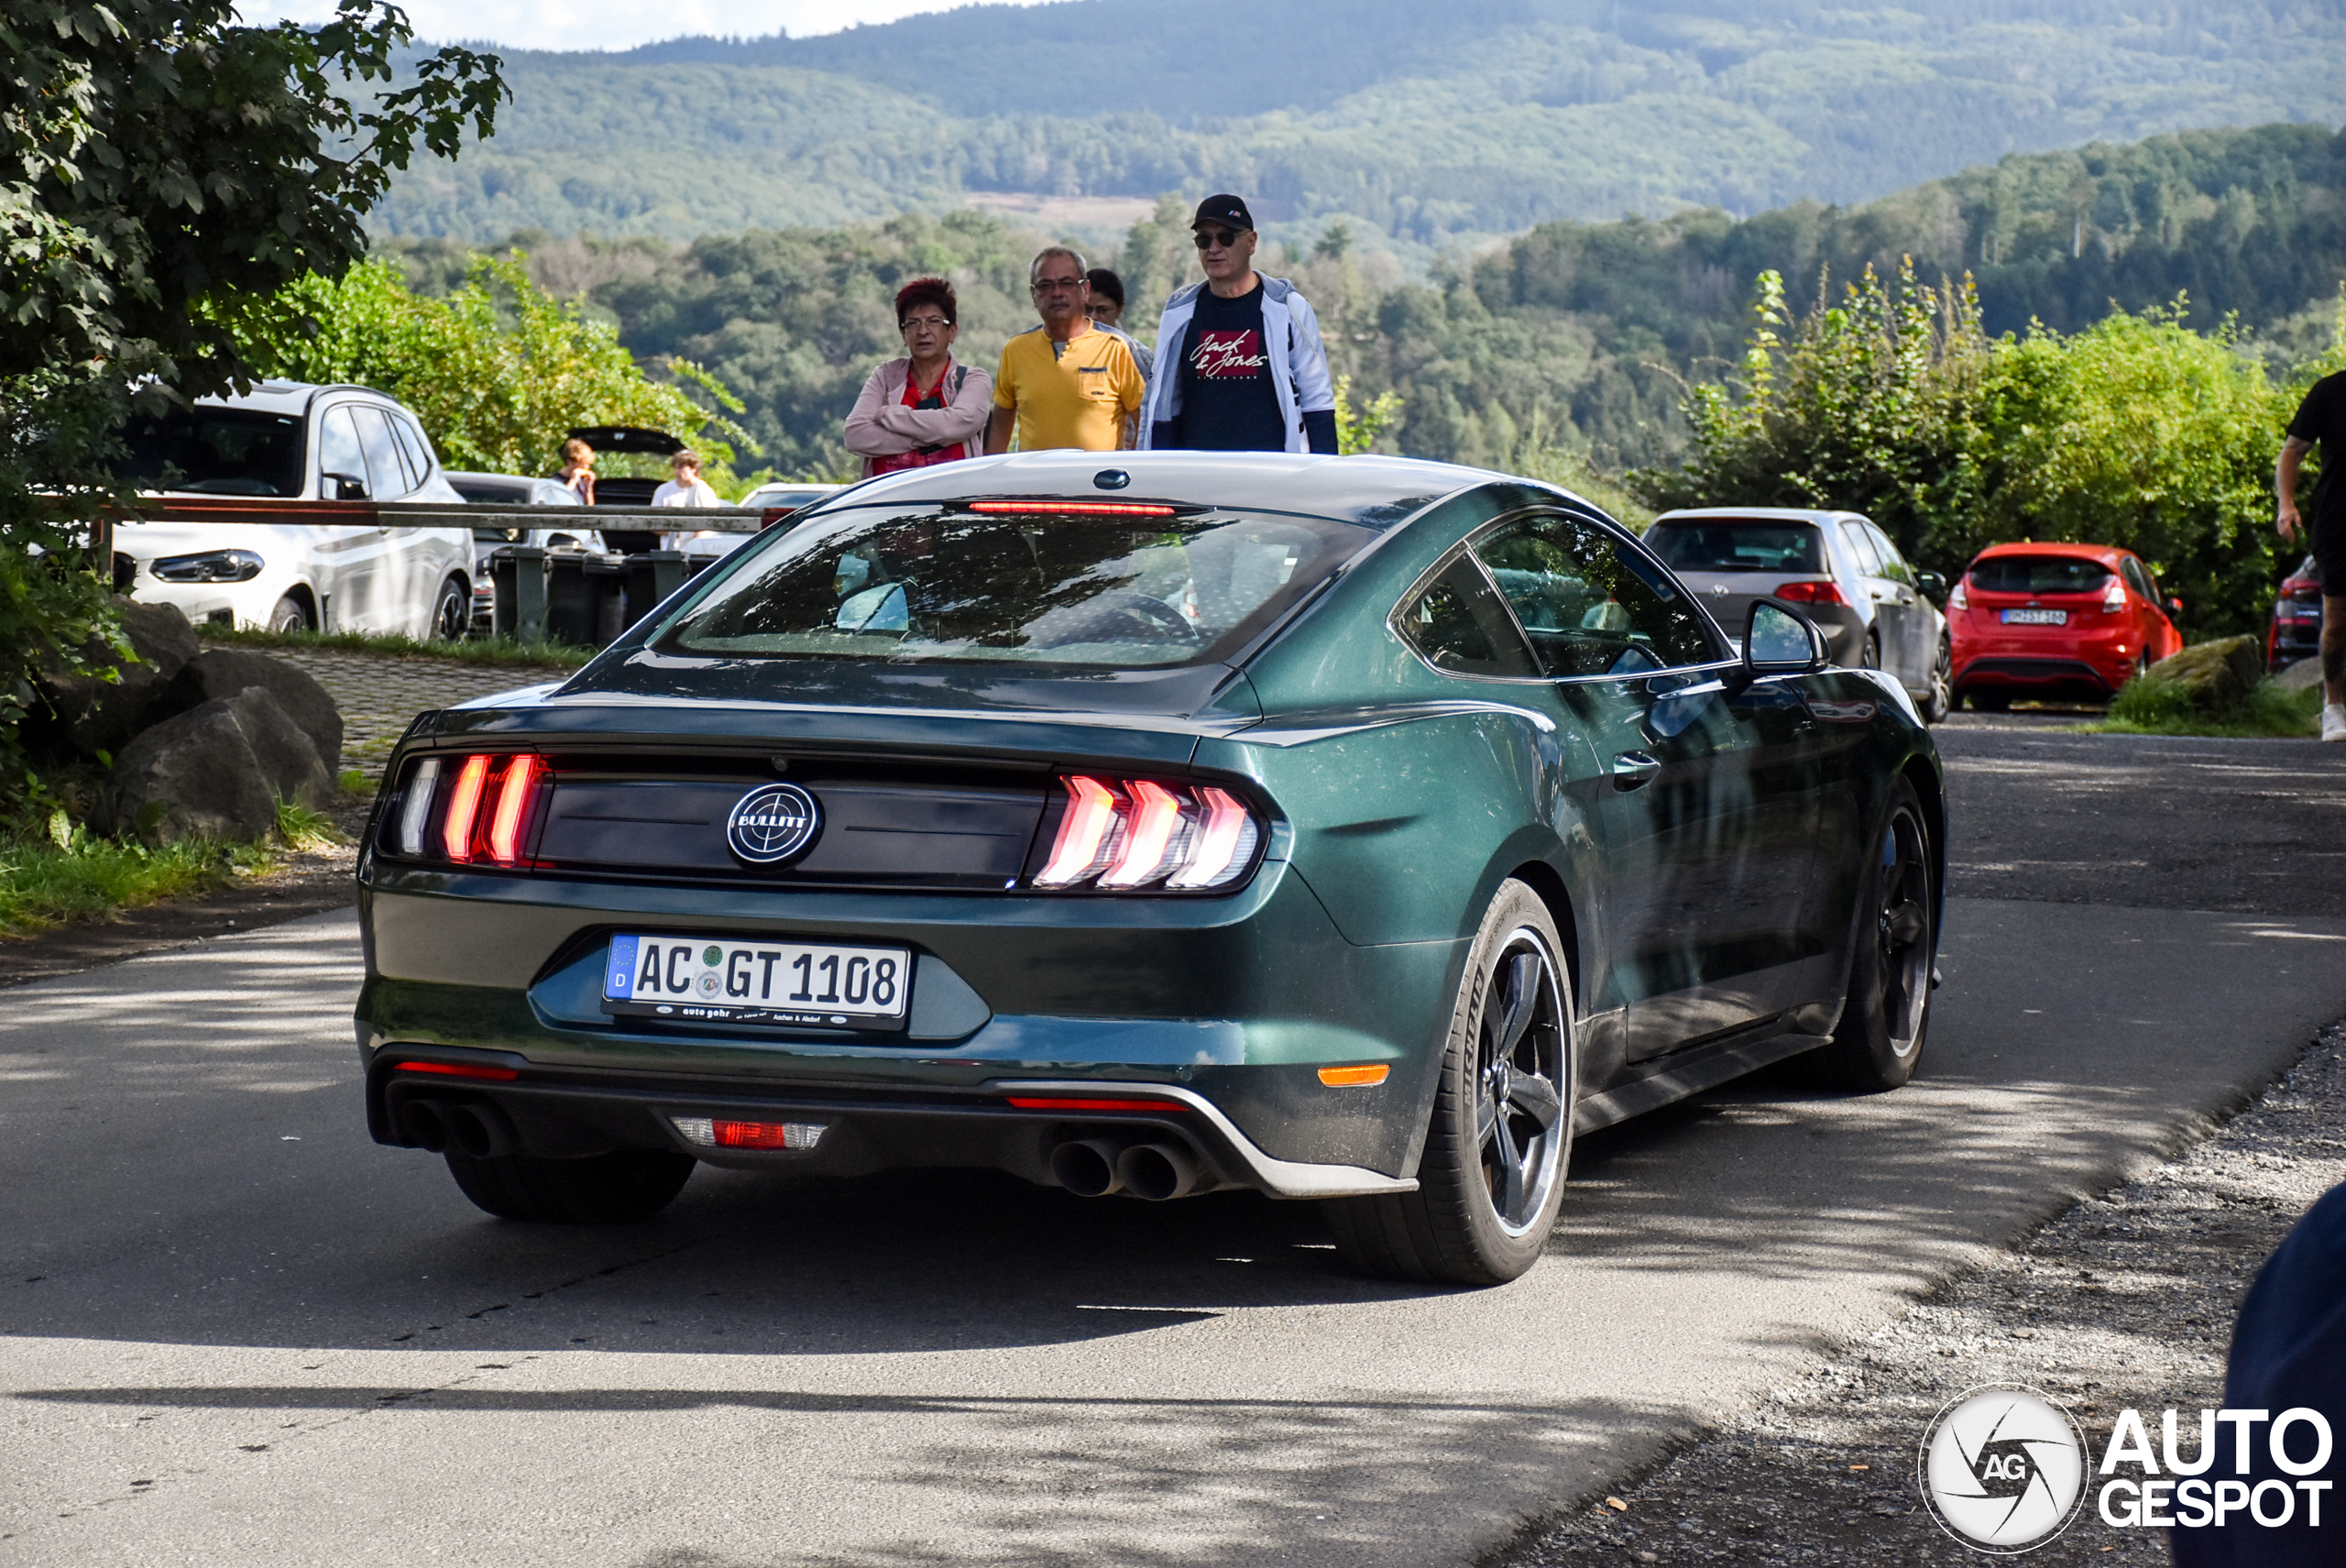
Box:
[1921,636,1954,724]
[267,594,312,634]
[1862,629,1882,670]
[428,576,470,641]
[1325,879,1573,1285]
[1792,778,1936,1091]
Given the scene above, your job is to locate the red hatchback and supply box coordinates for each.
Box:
[1949,542,2184,709]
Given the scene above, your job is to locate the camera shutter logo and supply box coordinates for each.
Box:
[1918,1385,2089,1552]
[727,784,822,865]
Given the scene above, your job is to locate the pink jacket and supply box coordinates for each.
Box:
[843,356,994,477]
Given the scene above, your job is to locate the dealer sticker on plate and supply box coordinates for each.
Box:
[603,934,911,1031]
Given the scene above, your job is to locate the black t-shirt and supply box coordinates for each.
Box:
[2286,371,2346,540]
[1173,281,1285,452]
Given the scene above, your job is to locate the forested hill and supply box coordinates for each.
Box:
[383,122,2346,482]
[378,0,2345,251]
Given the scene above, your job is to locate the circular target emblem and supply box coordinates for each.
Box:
[726,783,822,865]
[1917,1384,2088,1553]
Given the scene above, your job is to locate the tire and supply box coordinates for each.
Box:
[1324,879,1573,1286]
[1861,630,1882,670]
[444,1146,695,1223]
[1920,636,1954,724]
[267,594,312,634]
[427,575,470,642]
[1790,778,1936,1092]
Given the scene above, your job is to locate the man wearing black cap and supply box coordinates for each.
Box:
[1139,195,1339,455]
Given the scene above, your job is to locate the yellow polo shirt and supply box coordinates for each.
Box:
[993,323,1144,452]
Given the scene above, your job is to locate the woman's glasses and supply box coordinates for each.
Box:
[1193,228,1241,250]
[900,315,952,332]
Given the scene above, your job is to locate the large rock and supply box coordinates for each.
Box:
[159,649,342,774]
[2139,635,2264,714]
[97,687,334,844]
[34,596,200,761]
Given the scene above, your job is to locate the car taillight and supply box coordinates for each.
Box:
[1947,579,1968,611]
[1031,775,1263,892]
[389,752,545,867]
[1772,579,1848,606]
[2102,577,2127,612]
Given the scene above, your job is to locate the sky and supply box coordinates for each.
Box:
[254,0,1053,51]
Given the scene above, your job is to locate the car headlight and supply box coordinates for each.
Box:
[150,548,264,583]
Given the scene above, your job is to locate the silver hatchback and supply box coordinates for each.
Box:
[1645,507,1952,722]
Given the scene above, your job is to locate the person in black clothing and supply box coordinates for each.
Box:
[2277,374,2346,740]
[1140,194,1339,455]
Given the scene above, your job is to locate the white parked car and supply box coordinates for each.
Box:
[663,481,844,566]
[114,381,476,640]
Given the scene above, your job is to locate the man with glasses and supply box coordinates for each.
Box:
[1140,195,1339,455]
[986,247,1146,454]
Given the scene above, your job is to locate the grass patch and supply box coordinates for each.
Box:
[0,820,273,938]
[2088,676,2322,739]
[197,625,595,670]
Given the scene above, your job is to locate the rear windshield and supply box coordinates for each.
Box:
[658,504,1371,668]
[1969,555,2112,596]
[1644,521,1822,575]
[116,408,305,498]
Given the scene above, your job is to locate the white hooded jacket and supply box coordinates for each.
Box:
[1139,276,1337,454]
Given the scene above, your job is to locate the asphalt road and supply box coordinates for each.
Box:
[3,723,2342,1567]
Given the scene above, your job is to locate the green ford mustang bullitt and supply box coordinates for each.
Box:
[356,451,1945,1286]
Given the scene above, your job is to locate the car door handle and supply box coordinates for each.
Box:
[1611,751,1660,790]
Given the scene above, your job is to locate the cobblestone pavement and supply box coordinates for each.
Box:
[1499,1021,2346,1566]
[265,651,566,775]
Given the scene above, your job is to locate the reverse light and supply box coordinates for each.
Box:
[670,1116,826,1150]
[1772,579,1848,607]
[2102,576,2127,612]
[1031,775,1264,893]
[1947,578,1968,612]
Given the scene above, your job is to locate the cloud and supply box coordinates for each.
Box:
[247,0,1054,52]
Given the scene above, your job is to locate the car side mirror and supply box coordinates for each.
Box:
[325,472,369,501]
[1739,597,1828,683]
[2166,596,2184,617]
[1916,570,1946,599]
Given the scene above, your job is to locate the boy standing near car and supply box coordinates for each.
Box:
[2276,376,2346,740]
[1141,195,1339,455]
[986,248,1145,454]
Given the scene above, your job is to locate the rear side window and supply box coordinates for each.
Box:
[1862,522,1914,586]
[661,505,1370,669]
[1969,555,2113,596]
[1645,521,1822,575]
[1473,514,1718,677]
[351,407,412,499]
[2121,558,2156,600]
[1396,555,1540,677]
[389,416,435,485]
[1839,521,1883,576]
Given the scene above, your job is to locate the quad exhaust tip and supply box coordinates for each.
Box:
[1047,1138,1126,1197]
[1048,1137,1205,1201]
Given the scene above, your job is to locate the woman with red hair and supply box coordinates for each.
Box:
[844,278,993,477]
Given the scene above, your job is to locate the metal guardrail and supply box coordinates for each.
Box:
[101,500,792,646]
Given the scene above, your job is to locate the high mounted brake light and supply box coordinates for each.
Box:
[1031,775,1263,893]
[966,501,1177,517]
[389,752,545,868]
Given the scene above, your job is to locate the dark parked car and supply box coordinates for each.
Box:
[356,454,1946,1286]
[1644,507,1952,722]
[2269,554,2326,674]
[446,471,602,626]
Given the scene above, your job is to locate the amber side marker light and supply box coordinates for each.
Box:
[392,1060,520,1082]
[1318,1065,1390,1088]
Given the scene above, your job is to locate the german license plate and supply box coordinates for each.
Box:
[602,935,911,1031]
[2001,608,2066,625]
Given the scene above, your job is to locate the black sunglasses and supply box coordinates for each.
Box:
[1193,228,1243,250]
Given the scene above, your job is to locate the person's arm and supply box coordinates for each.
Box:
[986,406,1015,455]
[874,367,994,447]
[2279,435,2312,541]
[579,471,594,506]
[1284,291,1341,455]
[845,366,915,457]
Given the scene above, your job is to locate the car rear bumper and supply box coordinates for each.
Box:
[355,860,1462,1191]
[1951,655,2121,696]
